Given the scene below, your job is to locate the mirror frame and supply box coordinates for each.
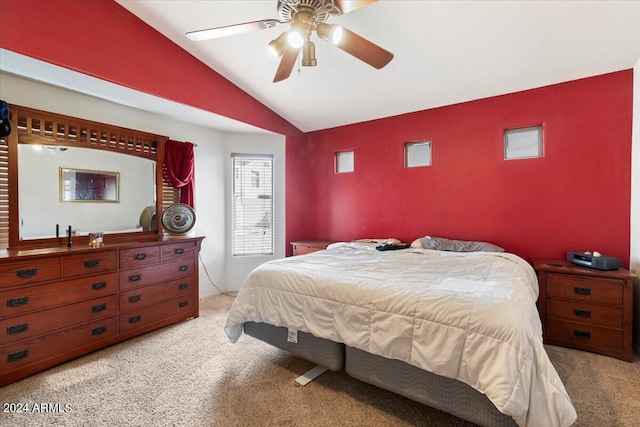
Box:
[8,105,168,249]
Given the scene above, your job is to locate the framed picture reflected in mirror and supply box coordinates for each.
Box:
[60,167,119,202]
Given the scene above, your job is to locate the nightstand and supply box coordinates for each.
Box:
[533,259,635,362]
[290,240,336,256]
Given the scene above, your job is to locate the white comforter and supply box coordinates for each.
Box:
[225,243,577,427]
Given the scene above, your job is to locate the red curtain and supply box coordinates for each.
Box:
[162,139,195,208]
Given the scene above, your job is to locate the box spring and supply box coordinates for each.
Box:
[243,321,344,371]
[346,346,517,427]
[242,322,517,427]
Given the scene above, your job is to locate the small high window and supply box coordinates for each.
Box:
[504,125,543,160]
[335,150,354,173]
[405,141,432,168]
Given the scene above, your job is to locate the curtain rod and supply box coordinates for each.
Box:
[169,139,197,148]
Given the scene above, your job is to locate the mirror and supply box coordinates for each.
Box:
[18,144,155,240]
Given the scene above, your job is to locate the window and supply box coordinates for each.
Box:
[405,141,432,167]
[504,125,543,160]
[335,150,354,173]
[232,153,274,256]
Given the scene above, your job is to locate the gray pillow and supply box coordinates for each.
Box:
[419,236,505,252]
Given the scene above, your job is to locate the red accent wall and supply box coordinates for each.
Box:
[0,1,632,263]
[0,0,300,137]
[289,71,633,264]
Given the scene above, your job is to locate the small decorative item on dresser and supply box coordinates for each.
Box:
[88,232,104,248]
[290,240,336,256]
[533,259,636,362]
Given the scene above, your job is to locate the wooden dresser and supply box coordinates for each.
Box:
[290,240,336,256]
[533,259,635,362]
[0,235,203,386]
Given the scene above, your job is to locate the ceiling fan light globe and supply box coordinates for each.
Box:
[268,40,282,57]
[317,23,343,45]
[302,39,317,67]
[268,32,288,57]
[331,25,343,45]
[287,30,305,48]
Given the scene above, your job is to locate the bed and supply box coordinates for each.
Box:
[224,240,577,427]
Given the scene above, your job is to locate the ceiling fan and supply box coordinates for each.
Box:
[186,0,394,83]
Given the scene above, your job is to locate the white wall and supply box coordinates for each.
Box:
[630,58,640,352]
[0,73,285,299]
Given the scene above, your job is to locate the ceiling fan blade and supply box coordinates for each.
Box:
[273,47,301,83]
[334,0,378,15]
[336,27,393,69]
[186,19,281,41]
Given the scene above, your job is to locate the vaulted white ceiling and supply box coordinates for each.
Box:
[115,1,640,133]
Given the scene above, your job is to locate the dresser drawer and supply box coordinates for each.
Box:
[119,246,161,269]
[545,273,623,305]
[0,273,117,318]
[119,294,195,334]
[0,317,117,373]
[119,259,195,290]
[546,299,622,328]
[119,277,195,312]
[0,258,61,289]
[545,319,623,351]
[161,242,196,262]
[0,295,117,345]
[62,251,117,278]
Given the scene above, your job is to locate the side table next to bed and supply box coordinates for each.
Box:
[533,259,635,362]
[290,240,336,256]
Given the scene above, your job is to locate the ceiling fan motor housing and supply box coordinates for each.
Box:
[278,0,342,25]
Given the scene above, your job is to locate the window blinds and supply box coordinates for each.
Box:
[232,153,274,256]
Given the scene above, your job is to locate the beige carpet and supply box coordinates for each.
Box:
[1,294,638,427]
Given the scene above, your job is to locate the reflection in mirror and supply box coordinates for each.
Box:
[60,168,120,202]
[19,145,155,240]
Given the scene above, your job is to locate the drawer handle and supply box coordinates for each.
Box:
[574,287,591,296]
[574,309,591,318]
[179,283,188,290]
[7,349,29,363]
[7,297,29,308]
[174,248,185,255]
[128,295,141,303]
[92,325,107,336]
[128,274,141,282]
[91,303,107,313]
[135,253,147,261]
[7,323,29,335]
[179,301,189,308]
[129,315,142,324]
[574,330,591,340]
[16,268,37,278]
[179,265,188,272]
[92,281,107,290]
[84,259,100,268]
